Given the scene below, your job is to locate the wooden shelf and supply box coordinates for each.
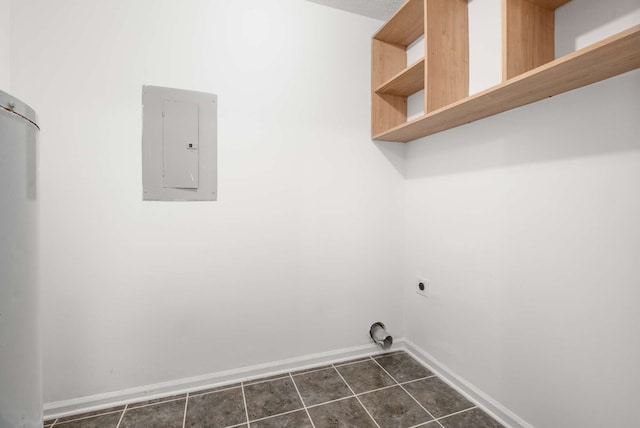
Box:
[375,58,425,97]
[373,25,640,142]
[374,0,424,46]
[527,0,571,9]
[371,0,468,137]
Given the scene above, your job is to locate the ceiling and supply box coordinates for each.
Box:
[305,0,405,21]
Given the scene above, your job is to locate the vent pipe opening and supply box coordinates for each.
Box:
[370,322,393,350]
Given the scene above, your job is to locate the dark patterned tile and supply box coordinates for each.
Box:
[307,397,377,428]
[374,353,432,383]
[359,386,432,428]
[250,410,313,427]
[293,367,352,406]
[335,360,395,393]
[127,393,186,409]
[56,406,125,424]
[403,377,474,418]
[190,383,241,396]
[119,399,185,428]
[185,387,246,427]
[54,412,122,428]
[244,377,303,420]
[439,408,504,428]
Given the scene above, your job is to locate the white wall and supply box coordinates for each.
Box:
[468,0,501,95]
[10,0,405,403]
[0,0,9,90]
[404,1,640,427]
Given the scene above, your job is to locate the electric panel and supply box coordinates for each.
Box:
[142,86,217,201]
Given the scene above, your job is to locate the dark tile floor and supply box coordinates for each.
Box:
[43,351,504,428]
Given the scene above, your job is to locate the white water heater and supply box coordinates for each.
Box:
[0,90,41,428]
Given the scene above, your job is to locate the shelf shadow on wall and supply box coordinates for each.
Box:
[373,139,407,178]
[403,70,640,180]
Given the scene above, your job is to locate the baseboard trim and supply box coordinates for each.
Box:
[43,341,405,420]
[45,338,532,427]
[403,339,534,428]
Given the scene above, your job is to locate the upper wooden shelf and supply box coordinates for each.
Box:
[527,0,571,9]
[375,58,425,97]
[373,0,424,46]
[373,25,640,142]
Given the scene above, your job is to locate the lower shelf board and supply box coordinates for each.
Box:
[373,25,640,143]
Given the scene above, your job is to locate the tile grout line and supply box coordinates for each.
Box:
[126,396,186,411]
[407,421,436,428]
[240,382,250,428]
[115,404,127,428]
[401,374,438,385]
[52,409,125,425]
[181,393,189,428]
[333,358,374,368]
[369,356,446,428]
[305,394,355,410]
[224,423,250,428]
[243,374,290,387]
[435,405,478,421]
[409,421,439,427]
[341,373,439,401]
[288,373,317,428]
[356,383,397,397]
[189,384,242,398]
[247,408,304,424]
[291,365,336,377]
[239,391,356,424]
[332,363,381,428]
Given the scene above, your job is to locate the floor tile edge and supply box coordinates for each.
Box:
[402,339,534,428]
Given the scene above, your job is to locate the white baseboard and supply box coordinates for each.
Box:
[45,338,532,428]
[43,341,404,420]
[402,339,534,428]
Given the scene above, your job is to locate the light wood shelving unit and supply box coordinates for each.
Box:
[372,0,640,143]
[372,0,469,137]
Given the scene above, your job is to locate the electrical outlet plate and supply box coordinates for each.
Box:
[416,277,430,298]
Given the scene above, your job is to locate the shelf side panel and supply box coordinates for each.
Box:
[425,0,469,113]
[372,39,408,136]
[503,0,555,80]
